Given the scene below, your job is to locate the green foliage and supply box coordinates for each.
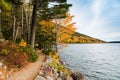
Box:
[49,61,57,67]
[56,64,64,71]
[0,0,12,11]
[0,41,28,67]
[20,47,38,62]
[50,0,67,3]
[42,49,55,55]
[30,51,38,62]
[1,49,9,55]
[9,0,23,5]
[49,61,70,75]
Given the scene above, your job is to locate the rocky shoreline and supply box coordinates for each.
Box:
[35,56,84,80]
[0,53,84,80]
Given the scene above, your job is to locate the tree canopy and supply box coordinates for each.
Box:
[0,0,75,51]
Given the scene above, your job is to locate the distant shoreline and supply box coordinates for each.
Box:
[109,41,120,43]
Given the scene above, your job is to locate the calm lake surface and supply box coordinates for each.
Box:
[59,44,120,80]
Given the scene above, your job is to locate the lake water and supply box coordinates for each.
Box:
[59,44,120,80]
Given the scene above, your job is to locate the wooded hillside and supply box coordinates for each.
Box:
[67,32,105,43]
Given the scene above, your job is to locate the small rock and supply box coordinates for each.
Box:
[6,74,9,79]
[35,76,46,80]
[39,71,44,76]
[3,66,7,70]
[67,75,73,80]
[46,57,52,64]
[46,76,54,80]
[0,75,5,79]
[0,71,3,75]
[0,62,3,67]
[57,77,62,80]
[53,69,57,74]
[71,72,84,80]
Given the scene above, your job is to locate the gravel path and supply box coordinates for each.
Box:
[7,51,46,80]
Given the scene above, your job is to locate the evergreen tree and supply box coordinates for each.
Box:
[30,0,72,48]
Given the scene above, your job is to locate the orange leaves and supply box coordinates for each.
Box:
[40,20,46,26]
[57,13,76,43]
[40,20,55,35]
[19,39,27,47]
[73,36,79,43]
[62,13,74,25]
[38,13,76,44]
[58,33,71,43]
[40,20,55,28]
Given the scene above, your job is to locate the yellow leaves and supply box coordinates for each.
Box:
[49,52,59,63]
[66,38,72,43]
[19,39,27,47]
[58,33,71,43]
[40,20,55,27]
[53,55,59,63]
[73,36,79,43]
[0,0,11,11]
[40,20,46,26]
[49,21,55,27]
[38,13,76,44]
[62,13,74,25]
[56,13,76,44]
[40,20,55,34]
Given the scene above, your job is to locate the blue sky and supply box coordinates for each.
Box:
[67,0,120,41]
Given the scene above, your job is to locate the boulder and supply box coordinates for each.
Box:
[70,72,84,80]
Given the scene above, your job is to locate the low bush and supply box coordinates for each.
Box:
[49,61,70,75]
[0,41,28,68]
[7,52,27,67]
[20,47,38,62]
[42,49,54,55]
[1,49,9,56]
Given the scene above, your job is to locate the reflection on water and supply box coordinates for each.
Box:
[59,44,120,80]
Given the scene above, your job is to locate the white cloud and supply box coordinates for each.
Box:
[68,0,120,41]
[100,32,120,41]
[91,0,103,18]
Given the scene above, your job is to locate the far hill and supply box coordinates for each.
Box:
[69,32,105,43]
[109,41,120,43]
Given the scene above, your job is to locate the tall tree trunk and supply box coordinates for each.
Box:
[14,25,19,41]
[0,7,2,39]
[21,5,24,34]
[25,8,29,42]
[30,0,39,48]
[12,5,16,41]
[54,15,59,52]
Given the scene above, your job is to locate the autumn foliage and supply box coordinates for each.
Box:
[37,13,76,50]
[0,41,28,68]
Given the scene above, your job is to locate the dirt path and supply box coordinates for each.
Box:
[7,51,46,80]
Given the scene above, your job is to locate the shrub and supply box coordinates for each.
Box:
[7,51,28,68]
[0,41,28,68]
[42,49,54,55]
[19,39,27,47]
[20,47,38,62]
[1,49,9,56]
[30,51,38,62]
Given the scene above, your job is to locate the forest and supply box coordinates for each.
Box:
[0,0,77,78]
[0,0,105,67]
[0,0,104,80]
